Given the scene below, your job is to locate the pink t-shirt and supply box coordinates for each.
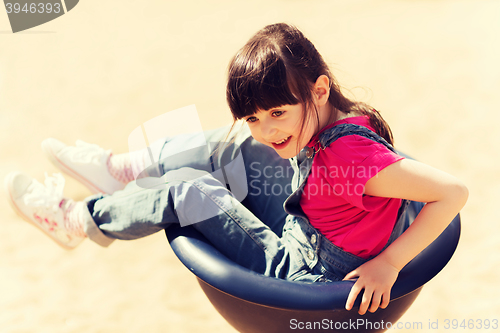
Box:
[300,116,404,259]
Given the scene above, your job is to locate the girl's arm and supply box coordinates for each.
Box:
[343,158,468,315]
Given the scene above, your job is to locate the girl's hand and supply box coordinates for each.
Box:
[343,257,400,315]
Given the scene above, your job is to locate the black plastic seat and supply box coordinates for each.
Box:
[166,206,461,333]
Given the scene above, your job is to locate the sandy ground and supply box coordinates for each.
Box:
[1,0,499,332]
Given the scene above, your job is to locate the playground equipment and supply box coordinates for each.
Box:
[166,200,461,333]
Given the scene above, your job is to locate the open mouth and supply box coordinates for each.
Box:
[271,136,291,150]
[274,136,290,145]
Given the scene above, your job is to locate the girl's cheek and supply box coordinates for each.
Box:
[248,130,266,146]
[247,125,264,143]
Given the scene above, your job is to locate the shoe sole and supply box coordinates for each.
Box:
[41,140,105,195]
[4,172,79,250]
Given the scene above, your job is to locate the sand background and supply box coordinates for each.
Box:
[1,0,499,332]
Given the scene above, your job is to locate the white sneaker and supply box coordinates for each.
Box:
[42,138,125,194]
[5,172,86,250]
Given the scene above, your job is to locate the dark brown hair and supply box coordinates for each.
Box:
[226,23,394,146]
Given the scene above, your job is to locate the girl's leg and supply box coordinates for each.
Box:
[87,168,288,275]
[5,168,288,276]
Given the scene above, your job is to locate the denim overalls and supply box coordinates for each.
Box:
[280,123,410,282]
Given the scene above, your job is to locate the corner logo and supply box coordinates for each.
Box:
[4,0,78,33]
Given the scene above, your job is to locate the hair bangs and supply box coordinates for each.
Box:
[227,44,300,119]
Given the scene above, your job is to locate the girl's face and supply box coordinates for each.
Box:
[244,104,316,159]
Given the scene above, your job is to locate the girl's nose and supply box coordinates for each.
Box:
[260,121,278,141]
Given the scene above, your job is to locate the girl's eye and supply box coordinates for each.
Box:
[272,111,284,117]
[246,116,257,123]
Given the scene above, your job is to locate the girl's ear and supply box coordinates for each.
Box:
[313,75,330,107]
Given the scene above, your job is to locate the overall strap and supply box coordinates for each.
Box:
[317,123,396,154]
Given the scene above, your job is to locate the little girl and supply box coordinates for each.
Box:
[5,23,468,315]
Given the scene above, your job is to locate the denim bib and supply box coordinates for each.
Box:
[281,123,410,282]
